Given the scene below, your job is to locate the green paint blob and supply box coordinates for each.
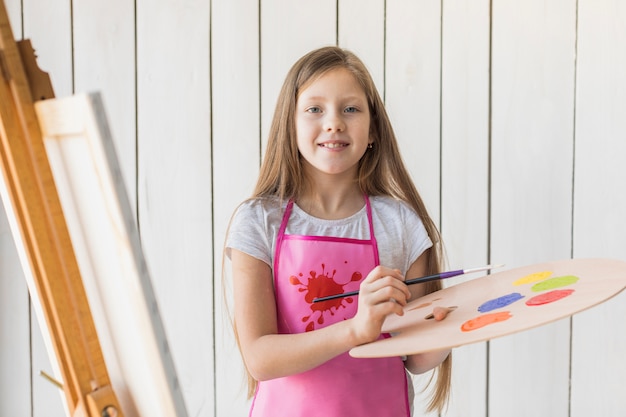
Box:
[531,275,579,292]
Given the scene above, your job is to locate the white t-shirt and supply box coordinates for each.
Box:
[226,195,432,275]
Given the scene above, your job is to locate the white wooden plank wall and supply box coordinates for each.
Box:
[489,0,576,415]
[440,1,490,415]
[1,1,624,416]
[570,1,626,416]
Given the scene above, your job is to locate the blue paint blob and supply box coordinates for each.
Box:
[478,292,525,313]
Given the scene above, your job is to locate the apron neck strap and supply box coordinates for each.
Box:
[364,195,380,264]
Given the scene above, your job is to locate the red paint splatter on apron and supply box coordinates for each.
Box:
[289,263,362,331]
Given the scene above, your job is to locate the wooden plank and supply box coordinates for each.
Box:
[385,0,442,226]
[0,4,33,417]
[440,0,491,415]
[488,0,576,416]
[260,0,336,151]
[0,196,32,417]
[135,2,213,415]
[211,0,260,415]
[338,0,385,93]
[22,0,72,97]
[570,0,626,415]
[20,3,72,415]
[73,0,136,207]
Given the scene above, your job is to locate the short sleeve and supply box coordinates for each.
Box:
[225,199,274,266]
[370,196,433,274]
[401,203,433,266]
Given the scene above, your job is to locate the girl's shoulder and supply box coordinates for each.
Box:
[369,195,426,236]
[369,195,418,218]
[233,196,286,221]
[227,196,285,265]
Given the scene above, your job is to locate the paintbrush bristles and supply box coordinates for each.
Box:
[463,264,505,274]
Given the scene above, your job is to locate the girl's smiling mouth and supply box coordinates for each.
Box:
[319,142,348,149]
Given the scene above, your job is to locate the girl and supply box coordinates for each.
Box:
[226,46,451,416]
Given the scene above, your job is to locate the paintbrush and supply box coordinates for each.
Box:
[312,264,505,303]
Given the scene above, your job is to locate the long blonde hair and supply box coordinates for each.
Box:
[236,45,451,413]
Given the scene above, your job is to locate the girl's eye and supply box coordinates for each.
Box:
[307,106,321,113]
[345,106,358,113]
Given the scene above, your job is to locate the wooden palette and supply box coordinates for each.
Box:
[350,258,626,358]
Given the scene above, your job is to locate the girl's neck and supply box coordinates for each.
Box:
[296,180,364,220]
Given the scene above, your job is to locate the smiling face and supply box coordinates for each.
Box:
[295,67,371,182]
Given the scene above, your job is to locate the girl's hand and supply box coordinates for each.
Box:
[349,266,411,345]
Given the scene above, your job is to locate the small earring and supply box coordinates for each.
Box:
[368,143,373,149]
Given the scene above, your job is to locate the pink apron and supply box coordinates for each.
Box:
[249,197,409,417]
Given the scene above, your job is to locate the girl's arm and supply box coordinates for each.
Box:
[403,252,451,375]
[231,248,411,381]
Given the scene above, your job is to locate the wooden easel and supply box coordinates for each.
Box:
[0,2,123,416]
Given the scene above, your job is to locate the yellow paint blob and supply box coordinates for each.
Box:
[513,271,553,286]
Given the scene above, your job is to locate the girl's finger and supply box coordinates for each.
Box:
[363,266,403,283]
[361,281,410,306]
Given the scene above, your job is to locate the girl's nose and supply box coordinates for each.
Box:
[324,114,345,132]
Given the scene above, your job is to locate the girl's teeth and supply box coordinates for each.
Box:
[322,143,345,148]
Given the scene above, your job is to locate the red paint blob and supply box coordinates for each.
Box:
[526,289,574,306]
